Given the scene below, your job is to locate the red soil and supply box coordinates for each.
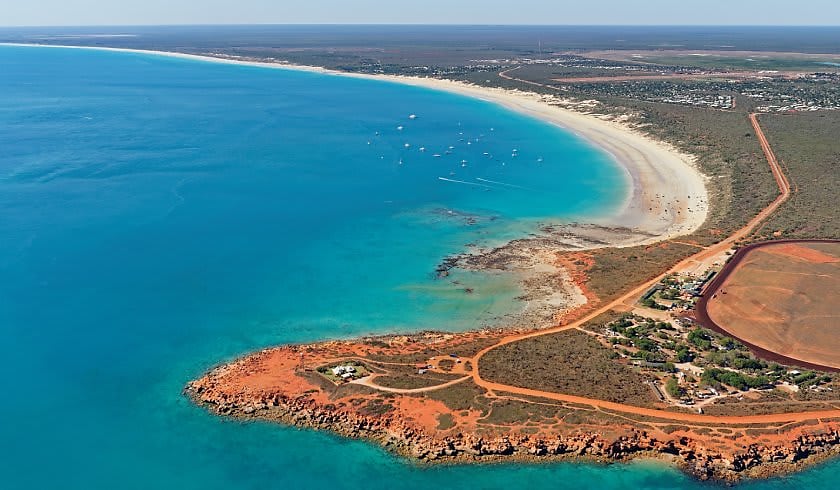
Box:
[702,241,840,369]
[186,115,840,480]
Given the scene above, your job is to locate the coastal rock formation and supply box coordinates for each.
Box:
[185,343,840,482]
[433,223,650,329]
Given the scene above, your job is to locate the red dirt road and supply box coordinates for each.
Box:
[551,71,778,84]
[460,114,834,425]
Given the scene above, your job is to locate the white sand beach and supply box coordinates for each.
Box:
[370,75,709,244]
[2,43,709,246]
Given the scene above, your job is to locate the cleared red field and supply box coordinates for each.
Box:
[705,242,840,369]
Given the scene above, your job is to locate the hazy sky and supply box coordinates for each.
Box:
[2,0,839,27]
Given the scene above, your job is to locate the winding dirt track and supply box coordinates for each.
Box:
[456,113,837,425]
[353,375,472,394]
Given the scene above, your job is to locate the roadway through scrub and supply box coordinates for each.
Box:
[360,112,840,426]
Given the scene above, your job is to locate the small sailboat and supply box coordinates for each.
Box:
[397,125,404,131]
[409,114,417,120]
[461,159,468,167]
[404,143,411,148]
[433,154,442,158]
[537,156,544,163]
[419,147,426,152]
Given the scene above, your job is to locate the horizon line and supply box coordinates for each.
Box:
[2,23,840,29]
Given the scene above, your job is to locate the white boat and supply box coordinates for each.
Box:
[409,114,417,119]
[404,143,411,148]
[419,147,426,152]
[433,154,442,158]
[397,125,404,131]
[461,159,468,167]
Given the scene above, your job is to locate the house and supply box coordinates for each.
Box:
[331,365,357,376]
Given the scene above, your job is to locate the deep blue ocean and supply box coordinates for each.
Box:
[0,45,837,489]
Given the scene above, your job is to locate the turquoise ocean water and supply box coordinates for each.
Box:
[0,45,837,489]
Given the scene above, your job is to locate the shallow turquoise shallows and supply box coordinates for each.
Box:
[1,45,838,489]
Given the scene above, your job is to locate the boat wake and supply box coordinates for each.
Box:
[475,177,532,190]
[438,177,494,188]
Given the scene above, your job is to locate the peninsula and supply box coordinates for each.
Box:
[16,40,835,483]
[172,48,840,481]
[4,22,840,490]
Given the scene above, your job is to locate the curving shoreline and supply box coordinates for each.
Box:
[1,42,709,248]
[176,84,840,483]
[20,42,813,481]
[10,37,840,488]
[1,42,712,332]
[368,77,710,244]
